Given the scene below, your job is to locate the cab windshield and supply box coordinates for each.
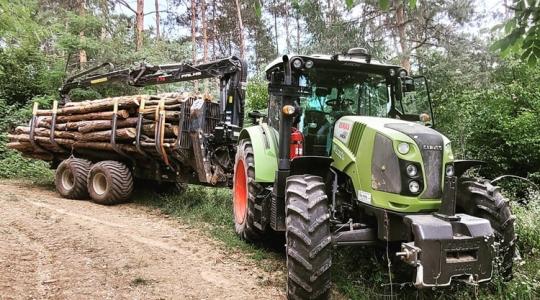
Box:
[296,72,390,155]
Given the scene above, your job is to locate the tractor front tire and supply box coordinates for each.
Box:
[87,161,134,205]
[458,178,516,280]
[233,140,264,241]
[286,175,332,300]
[55,158,92,200]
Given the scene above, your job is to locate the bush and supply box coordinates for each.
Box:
[0,150,53,184]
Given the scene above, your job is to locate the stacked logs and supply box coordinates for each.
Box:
[7,93,200,161]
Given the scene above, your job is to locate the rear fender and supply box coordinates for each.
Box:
[238,124,278,182]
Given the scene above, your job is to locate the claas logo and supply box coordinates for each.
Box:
[338,122,351,131]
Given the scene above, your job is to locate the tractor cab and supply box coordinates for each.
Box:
[264,49,434,157]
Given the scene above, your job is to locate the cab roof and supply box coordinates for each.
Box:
[264,53,401,75]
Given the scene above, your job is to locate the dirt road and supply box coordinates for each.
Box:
[0,180,285,299]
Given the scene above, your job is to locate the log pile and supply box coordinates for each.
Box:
[7,93,205,161]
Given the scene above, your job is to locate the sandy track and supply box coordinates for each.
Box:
[0,180,284,299]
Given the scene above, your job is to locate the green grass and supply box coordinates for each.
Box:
[134,185,540,299]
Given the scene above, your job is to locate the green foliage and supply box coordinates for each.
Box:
[0,151,53,184]
[492,0,540,65]
[425,55,540,182]
[246,79,268,112]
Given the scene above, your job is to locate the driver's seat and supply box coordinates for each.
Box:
[303,110,330,156]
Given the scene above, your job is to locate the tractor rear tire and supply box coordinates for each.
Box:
[54,158,92,200]
[457,178,516,280]
[285,175,332,300]
[233,140,265,241]
[87,160,134,205]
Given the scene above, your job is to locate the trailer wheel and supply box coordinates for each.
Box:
[233,140,265,241]
[87,161,133,205]
[54,158,92,199]
[458,178,516,280]
[286,175,332,300]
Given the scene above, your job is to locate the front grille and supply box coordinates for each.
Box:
[371,133,401,193]
[385,123,444,199]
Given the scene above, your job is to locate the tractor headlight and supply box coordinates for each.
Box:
[292,58,303,69]
[399,69,408,78]
[409,181,420,193]
[305,60,314,68]
[445,165,455,177]
[406,164,418,177]
[397,142,410,154]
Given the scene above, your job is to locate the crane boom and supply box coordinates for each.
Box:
[59,56,248,128]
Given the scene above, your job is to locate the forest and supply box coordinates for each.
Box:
[1,0,540,298]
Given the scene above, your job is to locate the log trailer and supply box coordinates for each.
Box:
[30,57,246,203]
[9,50,516,298]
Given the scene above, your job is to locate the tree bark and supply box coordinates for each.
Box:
[273,1,279,55]
[142,124,179,137]
[14,127,82,140]
[40,110,131,123]
[37,97,140,116]
[78,0,87,68]
[78,128,137,142]
[136,0,145,51]
[155,0,160,39]
[201,0,208,93]
[296,13,300,53]
[234,0,245,59]
[285,5,291,53]
[191,0,199,91]
[76,118,139,133]
[395,0,411,72]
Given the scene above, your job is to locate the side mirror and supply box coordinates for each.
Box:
[403,77,415,92]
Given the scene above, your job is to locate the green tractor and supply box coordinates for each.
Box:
[233,49,516,299]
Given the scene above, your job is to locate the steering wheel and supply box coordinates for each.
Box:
[325,98,354,108]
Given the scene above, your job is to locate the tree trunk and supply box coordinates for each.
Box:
[78,0,87,68]
[37,97,140,116]
[285,6,291,53]
[136,0,145,51]
[76,118,140,133]
[142,124,179,137]
[211,0,216,59]
[201,0,209,93]
[14,127,82,140]
[155,0,160,39]
[40,110,131,123]
[395,0,410,72]
[234,0,245,59]
[191,0,199,91]
[296,14,300,53]
[78,128,137,142]
[273,1,279,55]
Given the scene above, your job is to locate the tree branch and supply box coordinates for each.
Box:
[144,10,169,16]
[114,0,137,14]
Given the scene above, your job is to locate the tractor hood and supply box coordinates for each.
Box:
[331,116,454,213]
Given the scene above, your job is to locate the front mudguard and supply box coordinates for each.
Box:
[238,124,279,183]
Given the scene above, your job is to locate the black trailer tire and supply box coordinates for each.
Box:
[232,140,264,241]
[87,160,134,205]
[54,158,92,200]
[457,178,516,280]
[286,175,332,300]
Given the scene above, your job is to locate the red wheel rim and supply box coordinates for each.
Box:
[233,160,247,224]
